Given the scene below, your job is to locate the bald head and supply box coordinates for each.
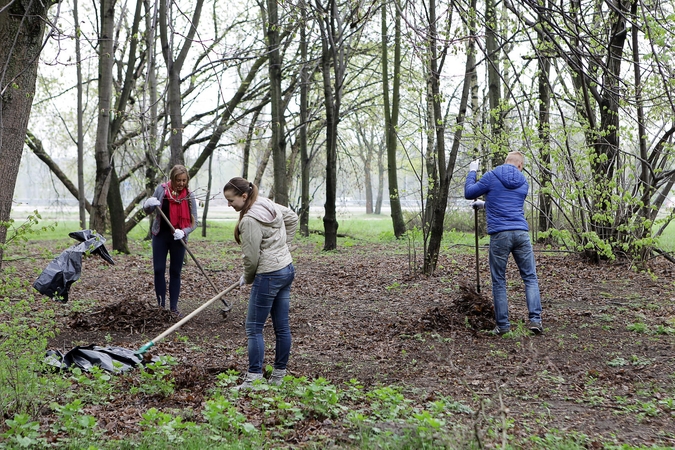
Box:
[505,151,524,171]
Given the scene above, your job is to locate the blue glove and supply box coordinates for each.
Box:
[471,200,485,210]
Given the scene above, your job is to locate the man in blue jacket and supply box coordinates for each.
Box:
[464,151,543,335]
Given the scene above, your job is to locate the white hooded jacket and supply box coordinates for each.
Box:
[238,197,298,283]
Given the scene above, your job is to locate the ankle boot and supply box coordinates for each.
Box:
[268,369,287,386]
[235,372,264,390]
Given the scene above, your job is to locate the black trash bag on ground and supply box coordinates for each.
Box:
[33,230,114,302]
[45,345,152,373]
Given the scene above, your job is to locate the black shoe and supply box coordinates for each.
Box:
[527,320,544,335]
[490,326,510,336]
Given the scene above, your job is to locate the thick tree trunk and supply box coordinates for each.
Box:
[486,0,504,166]
[0,0,52,267]
[90,0,117,234]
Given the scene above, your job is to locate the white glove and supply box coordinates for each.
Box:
[173,229,185,240]
[469,159,480,172]
[471,200,485,210]
[239,275,245,287]
[144,197,161,208]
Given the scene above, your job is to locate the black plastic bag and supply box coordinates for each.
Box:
[33,230,114,302]
[45,345,151,373]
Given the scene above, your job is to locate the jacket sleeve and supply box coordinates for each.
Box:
[278,204,298,245]
[465,171,491,200]
[239,217,263,284]
[143,185,165,214]
[183,193,199,235]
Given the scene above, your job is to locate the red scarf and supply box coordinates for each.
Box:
[163,182,192,230]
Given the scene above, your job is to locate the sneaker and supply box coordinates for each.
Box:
[235,372,264,390]
[490,326,510,336]
[527,320,544,335]
[170,310,182,318]
[268,369,287,386]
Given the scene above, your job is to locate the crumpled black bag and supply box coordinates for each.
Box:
[33,230,115,302]
[45,345,150,373]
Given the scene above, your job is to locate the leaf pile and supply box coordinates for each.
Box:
[68,299,177,332]
[417,283,494,332]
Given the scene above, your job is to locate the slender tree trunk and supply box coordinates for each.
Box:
[486,0,504,166]
[202,153,213,237]
[242,107,262,180]
[90,0,117,234]
[375,141,385,214]
[159,0,204,167]
[316,0,342,251]
[299,5,310,236]
[537,19,552,234]
[423,0,476,275]
[0,0,52,267]
[266,0,287,205]
[382,0,406,237]
[74,0,86,229]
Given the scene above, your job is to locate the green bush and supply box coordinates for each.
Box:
[0,294,60,418]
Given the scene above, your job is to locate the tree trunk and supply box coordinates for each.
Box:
[266,0,287,205]
[202,152,213,237]
[486,0,504,166]
[382,0,406,237]
[0,0,52,267]
[537,7,552,234]
[74,0,87,229]
[90,0,117,234]
[423,0,476,275]
[159,0,204,167]
[299,5,310,236]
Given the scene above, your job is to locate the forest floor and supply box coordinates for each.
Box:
[17,236,675,447]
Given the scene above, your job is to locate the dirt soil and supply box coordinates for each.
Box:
[19,238,675,446]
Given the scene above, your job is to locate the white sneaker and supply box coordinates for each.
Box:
[235,372,264,390]
[268,369,287,386]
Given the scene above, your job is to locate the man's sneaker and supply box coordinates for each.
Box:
[528,320,544,335]
[490,326,510,336]
[235,372,264,390]
[268,369,287,386]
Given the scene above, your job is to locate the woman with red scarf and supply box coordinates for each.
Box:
[143,165,198,315]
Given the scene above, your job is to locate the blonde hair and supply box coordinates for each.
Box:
[223,177,259,244]
[504,151,524,167]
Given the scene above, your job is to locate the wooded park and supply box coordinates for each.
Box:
[1,0,675,447]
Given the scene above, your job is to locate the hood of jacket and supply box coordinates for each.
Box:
[245,197,282,228]
[493,164,526,190]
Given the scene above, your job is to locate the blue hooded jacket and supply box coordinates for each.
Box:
[464,163,529,235]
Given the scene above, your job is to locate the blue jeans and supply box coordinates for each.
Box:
[152,229,186,312]
[488,230,542,330]
[245,263,295,374]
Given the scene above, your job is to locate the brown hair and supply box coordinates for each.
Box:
[169,164,190,186]
[223,177,258,244]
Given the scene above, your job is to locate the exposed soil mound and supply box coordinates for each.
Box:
[68,300,177,332]
[417,283,494,332]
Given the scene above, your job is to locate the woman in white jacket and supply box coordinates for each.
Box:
[223,177,298,388]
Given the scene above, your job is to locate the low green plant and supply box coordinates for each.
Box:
[1,413,45,448]
[129,356,177,397]
[67,366,116,404]
[140,407,201,445]
[0,295,59,418]
[627,322,648,333]
[50,399,101,444]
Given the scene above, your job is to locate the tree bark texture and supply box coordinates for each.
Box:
[382,0,406,238]
[0,0,52,266]
[90,0,117,234]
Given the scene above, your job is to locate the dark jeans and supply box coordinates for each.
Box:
[152,229,186,312]
[245,263,295,374]
[488,230,542,330]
